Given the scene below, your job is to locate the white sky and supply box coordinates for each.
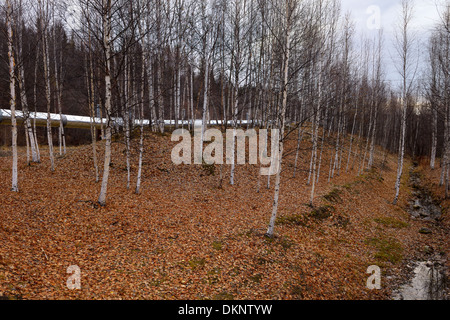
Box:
[62,0,445,90]
[340,0,445,88]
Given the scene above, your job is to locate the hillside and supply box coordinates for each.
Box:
[0,129,448,300]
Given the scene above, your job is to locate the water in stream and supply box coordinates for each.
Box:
[392,168,447,300]
[393,260,446,300]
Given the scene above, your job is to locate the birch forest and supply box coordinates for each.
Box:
[0,0,449,301]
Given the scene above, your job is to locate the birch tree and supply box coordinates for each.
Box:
[266,0,296,238]
[6,0,19,192]
[428,34,440,170]
[368,30,385,169]
[436,4,450,195]
[393,0,417,205]
[229,0,245,185]
[16,0,39,164]
[39,0,56,172]
[98,0,113,206]
[84,5,99,183]
[136,0,151,194]
[53,5,67,157]
[199,0,214,156]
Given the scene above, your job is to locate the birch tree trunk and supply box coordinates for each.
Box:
[144,9,157,133]
[200,59,210,159]
[17,0,39,164]
[230,1,242,186]
[394,0,415,205]
[86,22,99,183]
[200,0,211,158]
[368,32,384,169]
[136,15,149,194]
[98,0,113,206]
[33,42,41,163]
[346,99,358,172]
[394,98,407,205]
[124,53,131,190]
[293,113,304,178]
[6,0,18,192]
[53,10,66,157]
[40,0,55,172]
[309,61,322,205]
[190,66,195,131]
[368,106,378,169]
[430,105,438,170]
[156,0,165,134]
[359,98,373,175]
[267,0,292,238]
[316,97,329,184]
[439,14,450,191]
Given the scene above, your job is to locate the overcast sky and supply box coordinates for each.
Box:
[340,0,445,89]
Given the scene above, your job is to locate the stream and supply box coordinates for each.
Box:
[392,167,448,300]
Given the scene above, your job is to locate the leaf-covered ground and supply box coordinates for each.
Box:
[0,129,448,300]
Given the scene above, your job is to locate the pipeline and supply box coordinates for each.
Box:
[0,109,149,129]
[0,109,262,129]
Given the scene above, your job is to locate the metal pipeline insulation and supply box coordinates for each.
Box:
[0,109,150,129]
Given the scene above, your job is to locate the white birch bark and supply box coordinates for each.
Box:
[394,0,415,205]
[316,97,329,184]
[136,16,149,194]
[267,1,292,238]
[230,5,242,186]
[124,53,131,190]
[310,61,322,205]
[346,100,358,172]
[16,0,38,164]
[430,105,438,170]
[98,0,113,206]
[86,25,99,183]
[394,98,407,205]
[40,0,55,172]
[6,0,18,192]
[33,42,41,162]
[200,1,211,159]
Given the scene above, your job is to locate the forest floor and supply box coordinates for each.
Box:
[0,128,448,300]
